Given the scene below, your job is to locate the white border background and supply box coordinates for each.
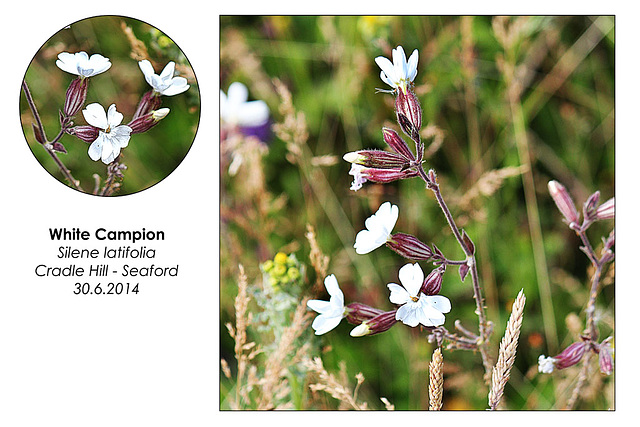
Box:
[1,1,635,426]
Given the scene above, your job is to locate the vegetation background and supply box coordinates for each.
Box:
[220,16,614,410]
[20,15,200,196]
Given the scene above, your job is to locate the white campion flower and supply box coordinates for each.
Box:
[306,274,346,335]
[56,51,111,78]
[537,355,556,374]
[375,46,419,94]
[220,82,269,127]
[138,60,190,96]
[354,202,398,254]
[388,263,451,327]
[348,164,368,191]
[82,103,132,164]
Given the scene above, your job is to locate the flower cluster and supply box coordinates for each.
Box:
[57,51,190,164]
[539,181,615,377]
[308,202,451,337]
[344,46,424,192]
[307,46,460,339]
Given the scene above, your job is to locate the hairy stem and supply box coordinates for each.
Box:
[418,167,493,380]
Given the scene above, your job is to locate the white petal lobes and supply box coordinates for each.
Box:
[83,103,108,130]
[106,104,124,127]
[159,61,176,81]
[388,283,410,305]
[307,299,332,314]
[396,304,419,327]
[425,295,451,314]
[324,274,344,306]
[312,314,342,335]
[138,60,155,80]
[161,77,190,96]
[420,302,446,326]
[88,134,104,161]
[398,263,423,296]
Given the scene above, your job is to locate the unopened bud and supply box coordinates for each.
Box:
[382,127,415,161]
[67,125,100,143]
[553,341,588,370]
[128,108,170,134]
[62,77,88,119]
[350,310,398,337]
[421,267,444,295]
[386,233,433,260]
[352,165,418,185]
[598,338,613,375]
[583,191,600,221]
[343,149,411,169]
[395,89,422,142]
[51,142,67,154]
[345,303,385,325]
[548,180,579,226]
[595,197,614,221]
[133,90,162,120]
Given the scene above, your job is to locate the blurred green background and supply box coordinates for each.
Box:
[220,16,614,410]
[20,15,200,196]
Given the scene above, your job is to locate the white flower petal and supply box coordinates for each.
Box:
[354,202,398,254]
[106,104,123,127]
[237,100,269,126]
[419,302,446,326]
[160,77,190,96]
[406,49,419,82]
[312,314,343,335]
[87,134,105,161]
[56,52,79,75]
[398,263,424,296]
[424,294,451,314]
[324,274,344,307]
[307,299,332,314]
[82,103,108,130]
[227,82,249,104]
[138,60,155,80]
[110,125,132,149]
[396,304,420,327]
[388,283,410,305]
[100,137,114,163]
[159,61,176,81]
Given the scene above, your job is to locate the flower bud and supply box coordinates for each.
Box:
[51,142,67,154]
[350,310,398,337]
[345,302,384,325]
[548,180,579,226]
[583,191,600,221]
[395,89,422,142]
[598,338,613,375]
[421,267,444,295]
[62,77,88,119]
[386,233,433,261]
[67,125,100,143]
[553,341,588,370]
[382,127,415,161]
[595,197,614,220]
[343,149,411,169]
[133,90,162,120]
[350,164,418,185]
[603,228,614,251]
[128,108,171,134]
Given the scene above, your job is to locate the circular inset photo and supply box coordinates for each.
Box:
[20,15,199,196]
